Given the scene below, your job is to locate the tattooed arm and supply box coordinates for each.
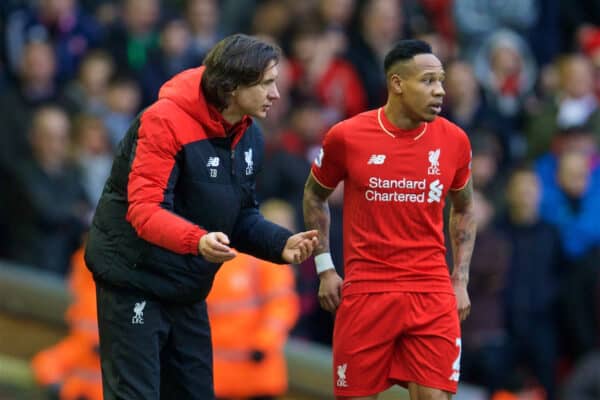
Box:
[303,173,334,255]
[303,172,343,312]
[448,179,476,321]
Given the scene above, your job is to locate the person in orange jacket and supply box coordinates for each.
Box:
[208,199,300,400]
[31,242,102,400]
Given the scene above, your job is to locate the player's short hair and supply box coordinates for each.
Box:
[202,34,281,110]
[384,39,433,73]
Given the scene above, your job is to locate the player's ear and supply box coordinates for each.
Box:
[389,73,403,95]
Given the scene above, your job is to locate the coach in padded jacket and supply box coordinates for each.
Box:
[84,34,318,400]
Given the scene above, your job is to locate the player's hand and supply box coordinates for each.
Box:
[318,269,343,313]
[198,232,237,263]
[282,230,319,264]
[453,282,471,321]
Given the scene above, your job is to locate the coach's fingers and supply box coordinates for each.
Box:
[199,232,236,262]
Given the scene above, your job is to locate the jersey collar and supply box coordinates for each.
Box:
[377,107,428,140]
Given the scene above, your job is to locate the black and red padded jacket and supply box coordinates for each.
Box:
[84,67,292,303]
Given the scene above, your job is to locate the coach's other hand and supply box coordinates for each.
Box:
[199,232,237,263]
[282,230,319,264]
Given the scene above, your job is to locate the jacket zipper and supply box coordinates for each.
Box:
[231,148,235,176]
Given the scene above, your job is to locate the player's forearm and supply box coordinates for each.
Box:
[302,188,331,255]
[449,204,476,285]
[448,180,476,285]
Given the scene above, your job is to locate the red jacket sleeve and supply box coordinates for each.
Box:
[126,112,206,255]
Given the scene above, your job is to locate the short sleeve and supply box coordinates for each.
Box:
[310,123,346,189]
[450,127,472,191]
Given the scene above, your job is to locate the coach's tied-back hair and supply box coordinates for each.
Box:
[201,34,282,110]
[384,39,433,73]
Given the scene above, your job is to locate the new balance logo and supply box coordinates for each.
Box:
[207,157,219,178]
[207,157,220,167]
[336,363,348,387]
[367,154,386,165]
[427,179,443,203]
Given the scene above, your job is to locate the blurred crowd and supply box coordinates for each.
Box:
[1,0,600,399]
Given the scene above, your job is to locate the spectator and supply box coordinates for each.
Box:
[218,0,257,36]
[101,0,161,74]
[0,40,73,172]
[473,29,537,162]
[453,0,539,62]
[258,98,326,223]
[139,18,197,107]
[318,0,356,32]
[526,54,600,160]
[499,167,563,400]
[415,0,456,49]
[185,0,223,62]
[540,150,600,259]
[414,29,455,66]
[442,60,504,145]
[315,0,357,56]
[535,126,600,197]
[62,50,115,116]
[345,0,404,109]
[470,132,507,210]
[100,76,141,147]
[5,106,90,276]
[540,151,600,360]
[4,0,102,82]
[461,190,512,395]
[71,114,113,208]
[288,21,366,124]
[249,0,292,44]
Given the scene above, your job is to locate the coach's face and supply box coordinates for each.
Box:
[232,60,281,119]
[394,54,445,122]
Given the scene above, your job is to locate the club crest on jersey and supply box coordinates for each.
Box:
[368,154,386,165]
[428,149,441,175]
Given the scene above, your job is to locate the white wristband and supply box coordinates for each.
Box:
[314,253,335,274]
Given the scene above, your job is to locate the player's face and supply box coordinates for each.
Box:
[399,54,445,122]
[231,60,281,119]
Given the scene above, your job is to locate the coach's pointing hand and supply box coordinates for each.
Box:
[282,230,319,264]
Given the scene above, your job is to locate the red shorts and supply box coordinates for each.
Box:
[332,292,461,397]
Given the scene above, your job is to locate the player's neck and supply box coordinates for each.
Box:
[383,103,422,130]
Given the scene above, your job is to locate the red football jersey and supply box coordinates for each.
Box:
[311,108,471,295]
